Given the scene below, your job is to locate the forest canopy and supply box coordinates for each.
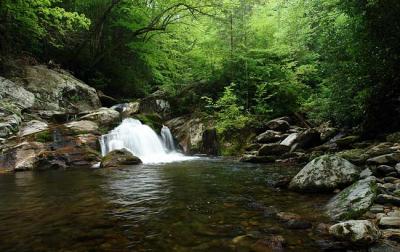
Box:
[1,0,399,136]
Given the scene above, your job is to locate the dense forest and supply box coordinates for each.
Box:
[1,0,399,136]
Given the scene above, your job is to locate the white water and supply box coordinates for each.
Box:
[100,118,195,164]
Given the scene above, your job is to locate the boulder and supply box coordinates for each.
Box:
[326,177,377,221]
[258,143,290,156]
[80,108,120,126]
[338,148,370,165]
[64,120,99,134]
[379,217,400,228]
[256,130,282,143]
[101,149,142,168]
[266,118,290,132]
[375,194,400,206]
[367,153,400,165]
[18,120,48,137]
[295,128,321,149]
[0,76,35,109]
[0,141,46,172]
[112,102,140,118]
[335,136,360,148]
[0,114,22,138]
[16,65,101,112]
[329,220,380,245]
[280,133,298,147]
[289,155,360,192]
[139,90,171,118]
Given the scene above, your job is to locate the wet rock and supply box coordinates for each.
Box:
[367,153,400,165]
[17,65,100,112]
[329,220,380,245]
[376,194,400,206]
[379,217,400,228]
[251,236,285,252]
[18,120,48,137]
[289,155,360,192]
[100,149,142,168]
[64,120,99,134]
[256,130,282,144]
[258,143,290,156]
[0,141,46,172]
[80,108,120,126]
[266,119,290,132]
[276,212,301,222]
[326,177,377,221]
[295,128,321,150]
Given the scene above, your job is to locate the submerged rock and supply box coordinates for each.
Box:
[100,149,142,168]
[289,155,360,192]
[326,177,377,221]
[329,220,380,245]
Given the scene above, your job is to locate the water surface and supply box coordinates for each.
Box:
[0,159,331,251]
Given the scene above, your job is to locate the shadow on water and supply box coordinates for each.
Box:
[0,159,332,251]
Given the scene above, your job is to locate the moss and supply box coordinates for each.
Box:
[35,130,53,143]
[134,113,163,132]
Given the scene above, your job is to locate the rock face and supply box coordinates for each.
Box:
[326,177,377,221]
[0,76,35,109]
[166,116,217,154]
[64,120,99,134]
[18,120,48,137]
[289,155,360,192]
[16,65,101,112]
[329,220,380,245]
[80,108,120,126]
[101,149,142,168]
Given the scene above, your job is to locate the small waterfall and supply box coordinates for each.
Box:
[161,125,175,152]
[100,118,194,164]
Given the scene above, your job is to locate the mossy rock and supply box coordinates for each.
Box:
[101,149,142,168]
[34,130,53,143]
[133,113,163,132]
[337,148,370,165]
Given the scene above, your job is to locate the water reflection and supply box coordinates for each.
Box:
[0,159,331,252]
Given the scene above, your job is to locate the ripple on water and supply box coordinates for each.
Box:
[0,159,331,252]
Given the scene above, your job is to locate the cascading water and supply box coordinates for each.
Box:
[100,118,194,164]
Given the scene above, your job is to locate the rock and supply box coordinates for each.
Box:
[64,120,99,134]
[100,149,142,168]
[284,219,312,230]
[289,155,360,192]
[335,136,360,148]
[18,120,48,137]
[378,165,397,176]
[0,76,35,109]
[138,90,170,118]
[395,163,400,173]
[80,108,120,126]
[369,241,400,252]
[280,133,298,147]
[375,194,400,206]
[251,236,285,252]
[326,177,377,221]
[317,123,338,142]
[367,153,400,165]
[0,141,46,172]
[245,144,262,152]
[276,212,301,222]
[382,229,400,242]
[370,204,385,213]
[17,65,101,112]
[360,168,374,179]
[338,149,370,165]
[379,217,400,228]
[258,143,290,156]
[0,114,22,138]
[111,102,140,118]
[256,130,282,143]
[265,119,290,132]
[200,128,219,155]
[97,90,118,107]
[329,220,380,245]
[295,128,321,149]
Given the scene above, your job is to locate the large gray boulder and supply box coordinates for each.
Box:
[289,155,360,192]
[329,220,380,245]
[0,77,35,109]
[16,65,101,112]
[326,177,377,221]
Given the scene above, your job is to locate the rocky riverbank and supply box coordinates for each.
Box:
[1,62,400,250]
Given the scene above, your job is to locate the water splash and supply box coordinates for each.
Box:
[100,118,195,164]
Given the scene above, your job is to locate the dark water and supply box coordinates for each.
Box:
[0,159,331,252]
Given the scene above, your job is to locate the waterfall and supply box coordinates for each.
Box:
[161,125,175,152]
[99,118,194,164]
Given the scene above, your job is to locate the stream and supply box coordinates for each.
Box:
[0,159,332,251]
